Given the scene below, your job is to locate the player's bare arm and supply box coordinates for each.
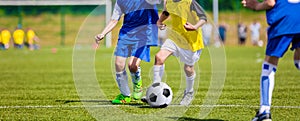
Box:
[184,19,206,31]
[95,19,118,44]
[242,0,275,10]
[184,0,207,31]
[157,11,169,30]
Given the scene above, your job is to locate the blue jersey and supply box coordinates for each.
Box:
[116,0,159,47]
[266,0,300,39]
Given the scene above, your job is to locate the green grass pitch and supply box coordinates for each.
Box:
[0,46,299,120]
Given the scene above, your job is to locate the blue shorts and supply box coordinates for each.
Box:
[114,43,151,62]
[266,34,300,57]
[0,43,5,50]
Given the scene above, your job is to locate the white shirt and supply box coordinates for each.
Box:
[250,22,261,38]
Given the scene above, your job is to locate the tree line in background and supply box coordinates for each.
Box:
[0,0,250,16]
[197,0,242,11]
[0,6,103,16]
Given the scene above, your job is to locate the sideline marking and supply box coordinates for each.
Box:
[1,104,300,109]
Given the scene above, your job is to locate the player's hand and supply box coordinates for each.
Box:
[95,34,105,44]
[241,0,259,10]
[241,0,247,7]
[157,21,166,30]
[184,22,197,31]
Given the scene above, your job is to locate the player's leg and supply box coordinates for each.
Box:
[253,35,293,121]
[252,55,278,121]
[0,43,4,50]
[4,43,9,50]
[259,55,278,112]
[128,45,153,100]
[179,49,201,106]
[252,36,259,46]
[140,48,172,103]
[179,64,196,106]
[184,64,196,92]
[128,57,142,83]
[128,56,143,100]
[292,35,300,70]
[112,56,131,104]
[153,39,176,83]
[294,48,300,70]
[153,49,172,83]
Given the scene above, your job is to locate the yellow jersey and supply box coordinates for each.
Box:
[13,29,25,45]
[166,0,206,51]
[26,29,36,44]
[1,30,11,44]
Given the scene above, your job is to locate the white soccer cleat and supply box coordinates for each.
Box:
[180,90,194,106]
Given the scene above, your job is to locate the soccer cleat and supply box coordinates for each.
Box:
[132,79,143,100]
[252,111,272,121]
[180,90,194,106]
[141,96,148,103]
[111,94,131,104]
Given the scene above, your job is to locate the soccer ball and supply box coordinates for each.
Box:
[258,40,264,47]
[145,0,162,5]
[146,82,173,108]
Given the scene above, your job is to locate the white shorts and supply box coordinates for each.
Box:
[251,35,259,43]
[161,39,202,66]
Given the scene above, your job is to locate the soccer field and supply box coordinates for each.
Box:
[0,46,299,120]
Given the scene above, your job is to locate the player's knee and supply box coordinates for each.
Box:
[115,62,125,71]
[128,64,138,73]
[155,54,164,65]
[184,65,194,76]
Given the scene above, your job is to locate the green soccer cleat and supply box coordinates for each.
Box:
[132,79,143,100]
[111,94,131,104]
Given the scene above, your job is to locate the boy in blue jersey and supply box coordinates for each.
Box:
[242,0,300,120]
[95,0,159,104]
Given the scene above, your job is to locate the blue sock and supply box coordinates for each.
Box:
[131,67,141,84]
[259,61,276,114]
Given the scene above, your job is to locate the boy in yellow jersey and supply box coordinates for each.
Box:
[0,30,2,49]
[143,0,207,106]
[13,27,25,49]
[0,29,12,50]
[25,28,40,50]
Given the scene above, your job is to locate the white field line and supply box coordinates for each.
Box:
[1,104,300,109]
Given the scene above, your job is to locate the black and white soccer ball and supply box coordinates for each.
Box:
[146,82,173,108]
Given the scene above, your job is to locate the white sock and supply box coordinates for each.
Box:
[153,65,164,83]
[259,105,271,114]
[116,70,130,96]
[185,73,195,93]
[294,60,300,70]
[130,67,141,84]
[259,61,276,114]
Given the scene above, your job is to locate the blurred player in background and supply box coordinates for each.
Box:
[95,0,159,104]
[0,31,1,49]
[0,28,11,50]
[238,22,247,45]
[218,22,228,44]
[242,0,300,120]
[13,27,25,49]
[146,0,207,106]
[25,28,40,50]
[202,22,212,46]
[250,20,261,46]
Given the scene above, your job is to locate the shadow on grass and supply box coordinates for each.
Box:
[55,99,147,106]
[168,117,226,121]
[55,99,111,104]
